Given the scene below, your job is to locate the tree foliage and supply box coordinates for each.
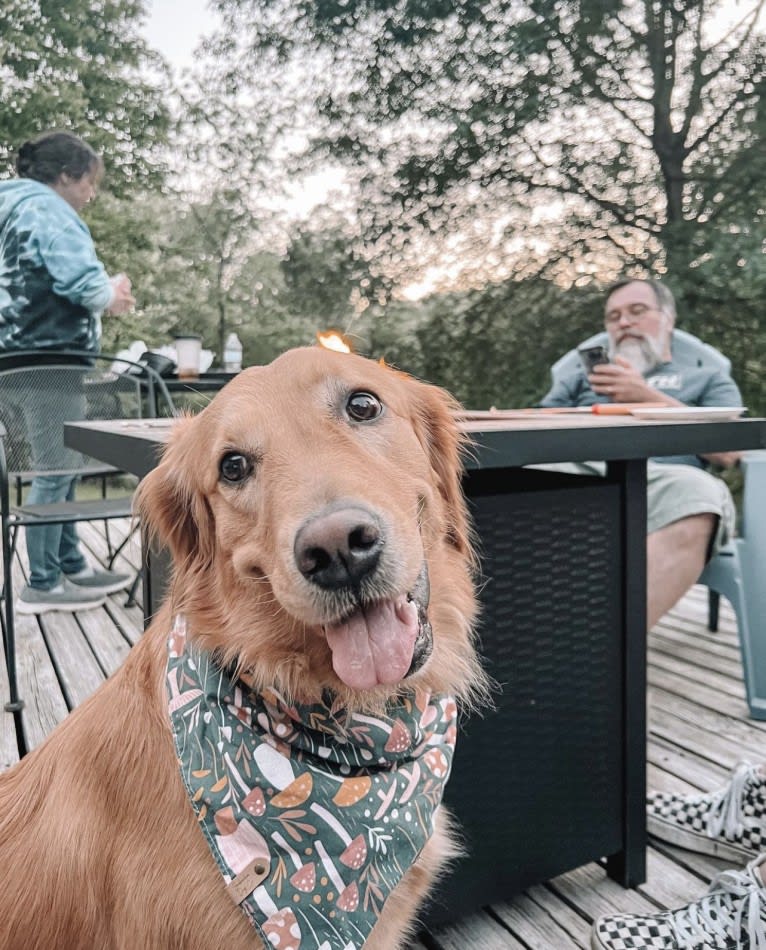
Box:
[93,195,374,368]
[95,189,276,360]
[208,0,765,286]
[0,0,171,191]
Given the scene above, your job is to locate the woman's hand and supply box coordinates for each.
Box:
[107,273,135,315]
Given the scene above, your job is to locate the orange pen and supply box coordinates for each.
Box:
[591,402,669,415]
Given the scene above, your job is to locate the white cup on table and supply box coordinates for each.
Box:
[173,334,202,381]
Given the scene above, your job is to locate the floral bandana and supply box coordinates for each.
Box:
[165,615,458,950]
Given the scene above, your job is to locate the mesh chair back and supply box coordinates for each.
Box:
[0,352,174,482]
[0,352,175,717]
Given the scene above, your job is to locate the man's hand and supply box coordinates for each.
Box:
[701,451,742,469]
[590,357,742,466]
[589,356,680,405]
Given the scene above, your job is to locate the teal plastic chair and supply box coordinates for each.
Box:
[700,452,766,720]
[552,330,765,720]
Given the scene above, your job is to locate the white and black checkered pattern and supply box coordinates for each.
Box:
[592,911,679,949]
[592,857,766,949]
[647,762,766,861]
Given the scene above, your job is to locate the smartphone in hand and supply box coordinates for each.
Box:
[578,344,610,375]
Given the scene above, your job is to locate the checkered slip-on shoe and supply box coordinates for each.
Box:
[591,856,766,949]
[648,763,766,862]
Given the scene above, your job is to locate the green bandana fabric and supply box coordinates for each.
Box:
[165,615,458,950]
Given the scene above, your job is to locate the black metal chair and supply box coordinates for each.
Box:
[0,351,176,714]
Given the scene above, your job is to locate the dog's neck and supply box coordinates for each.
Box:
[165,614,457,949]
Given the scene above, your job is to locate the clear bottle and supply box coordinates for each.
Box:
[223,332,243,372]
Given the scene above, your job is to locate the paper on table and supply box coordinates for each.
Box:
[455,407,591,419]
[456,402,705,420]
[630,406,747,421]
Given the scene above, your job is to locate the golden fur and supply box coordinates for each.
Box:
[0,347,484,949]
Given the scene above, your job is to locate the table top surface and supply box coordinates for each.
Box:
[64,411,766,477]
[161,372,238,391]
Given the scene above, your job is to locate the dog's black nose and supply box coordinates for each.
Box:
[295,505,382,589]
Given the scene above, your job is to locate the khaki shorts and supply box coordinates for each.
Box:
[532,461,736,556]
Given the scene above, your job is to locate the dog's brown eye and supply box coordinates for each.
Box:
[346,391,383,422]
[219,453,252,483]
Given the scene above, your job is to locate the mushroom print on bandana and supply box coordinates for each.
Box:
[165,615,458,950]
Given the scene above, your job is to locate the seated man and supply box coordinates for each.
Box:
[539,277,741,629]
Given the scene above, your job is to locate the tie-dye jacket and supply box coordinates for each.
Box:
[0,179,113,355]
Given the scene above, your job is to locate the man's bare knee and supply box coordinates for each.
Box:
[646,513,717,628]
[650,512,716,552]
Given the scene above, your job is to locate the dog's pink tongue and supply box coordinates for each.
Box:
[325,598,419,690]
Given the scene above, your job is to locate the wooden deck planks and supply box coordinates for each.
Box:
[1,524,762,947]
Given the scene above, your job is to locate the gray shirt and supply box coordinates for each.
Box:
[539,358,743,468]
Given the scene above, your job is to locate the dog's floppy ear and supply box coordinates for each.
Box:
[408,377,473,556]
[135,416,216,569]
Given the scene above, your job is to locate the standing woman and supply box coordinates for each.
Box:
[0,130,136,613]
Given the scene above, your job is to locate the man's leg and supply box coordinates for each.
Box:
[645,461,736,629]
[531,461,734,630]
[646,512,716,630]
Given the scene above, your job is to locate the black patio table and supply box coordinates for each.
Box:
[64,410,766,926]
[155,371,238,413]
[161,370,238,393]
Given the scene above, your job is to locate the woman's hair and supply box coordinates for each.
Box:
[15,130,103,184]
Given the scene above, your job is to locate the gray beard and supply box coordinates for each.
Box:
[611,336,664,375]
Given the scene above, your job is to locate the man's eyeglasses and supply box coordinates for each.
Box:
[605,304,661,326]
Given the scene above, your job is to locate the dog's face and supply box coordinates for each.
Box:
[138,347,481,708]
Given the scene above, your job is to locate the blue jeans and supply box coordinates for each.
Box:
[25,474,87,588]
[19,377,88,590]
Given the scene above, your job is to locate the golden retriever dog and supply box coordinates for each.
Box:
[0,347,485,950]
